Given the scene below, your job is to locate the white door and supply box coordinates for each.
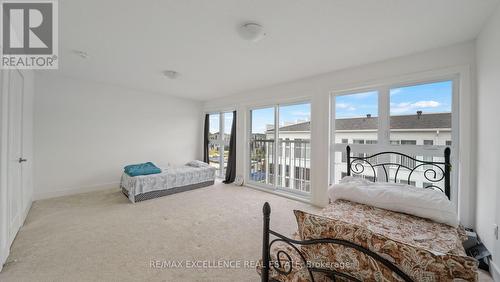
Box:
[6,69,24,244]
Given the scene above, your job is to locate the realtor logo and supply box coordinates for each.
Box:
[1,0,58,69]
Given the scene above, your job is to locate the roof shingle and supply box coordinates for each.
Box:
[268,113,451,132]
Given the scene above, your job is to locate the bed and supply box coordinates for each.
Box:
[259,146,478,281]
[120,164,216,203]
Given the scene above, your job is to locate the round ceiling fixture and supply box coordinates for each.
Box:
[162,70,180,79]
[238,22,266,42]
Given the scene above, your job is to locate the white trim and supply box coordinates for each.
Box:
[491,260,500,282]
[33,182,120,201]
[244,183,312,205]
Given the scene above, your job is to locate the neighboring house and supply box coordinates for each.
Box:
[250,113,451,193]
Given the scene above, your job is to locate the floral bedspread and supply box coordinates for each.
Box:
[258,200,477,282]
[318,200,467,256]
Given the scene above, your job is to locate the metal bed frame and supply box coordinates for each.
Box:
[260,146,452,281]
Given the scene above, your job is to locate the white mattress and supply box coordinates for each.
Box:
[120,165,216,202]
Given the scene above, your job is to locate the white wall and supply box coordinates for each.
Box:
[476,4,500,279]
[34,74,202,200]
[204,41,476,227]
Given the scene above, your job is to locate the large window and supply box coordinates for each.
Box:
[208,111,233,178]
[249,102,311,194]
[332,91,379,181]
[331,79,456,192]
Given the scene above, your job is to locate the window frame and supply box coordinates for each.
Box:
[330,76,459,206]
[247,100,312,197]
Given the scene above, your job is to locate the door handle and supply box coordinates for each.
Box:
[18,158,27,163]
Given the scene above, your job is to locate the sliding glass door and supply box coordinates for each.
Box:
[249,102,311,195]
[208,111,233,178]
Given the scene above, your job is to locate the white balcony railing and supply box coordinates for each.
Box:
[249,139,311,193]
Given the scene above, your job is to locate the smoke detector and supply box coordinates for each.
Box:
[162,70,180,79]
[238,22,266,42]
[72,50,89,59]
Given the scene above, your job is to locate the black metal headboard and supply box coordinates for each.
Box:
[346,146,451,199]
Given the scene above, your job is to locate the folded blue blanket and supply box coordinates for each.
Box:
[124,162,161,177]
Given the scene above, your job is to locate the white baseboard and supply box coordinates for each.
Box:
[34,182,120,201]
[492,260,500,282]
[0,246,9,273]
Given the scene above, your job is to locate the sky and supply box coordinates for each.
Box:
[209,112,234,134]
[336,80,452,118]
[251,103,311,134]
[213,81,452,134]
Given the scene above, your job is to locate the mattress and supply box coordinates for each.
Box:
[120,165,216,202]
[319,199,467,256]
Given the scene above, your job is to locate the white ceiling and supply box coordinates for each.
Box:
[56,0,499,101]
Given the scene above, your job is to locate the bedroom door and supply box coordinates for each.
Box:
[6,69,25,244]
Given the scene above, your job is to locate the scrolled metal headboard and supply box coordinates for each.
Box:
[346,146,451,199]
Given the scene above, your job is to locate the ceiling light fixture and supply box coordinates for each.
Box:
[238,22,266,42]
[162,70,180,79]
[72,49,89,59]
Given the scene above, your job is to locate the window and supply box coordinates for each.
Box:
[331,79,457,192]
[401,140,416,145]
[398,179,416,186]
[249,102,311,194]
[208,111,234,178]
[249,107,274,184]
[333,91,378,182]
[208,114,221,175]
[390,81,452,146]
[424,140,434,146]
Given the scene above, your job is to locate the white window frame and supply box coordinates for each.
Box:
[247,101,312,197]
[330,75,459,207]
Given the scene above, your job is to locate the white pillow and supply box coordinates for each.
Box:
[328,180,458,227]
[186,160,209,168]
[339,175,373,185]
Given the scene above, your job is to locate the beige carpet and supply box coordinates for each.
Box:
[0,181,319,281]
[0,181,493,281]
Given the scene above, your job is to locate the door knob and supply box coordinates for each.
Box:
[18,158,27,163]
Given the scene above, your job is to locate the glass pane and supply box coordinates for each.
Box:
[390,155,446,192]
[333,91,378,184]
[249,107,275,185]
[277,103,311,193]
[208,143,220,175]
[209,114,220,141]
[223,112,233,144]
[390,81,452,145]
[222,112,233,177]
[334,91,378,144]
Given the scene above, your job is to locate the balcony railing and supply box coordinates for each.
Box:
[249,139,311,193]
